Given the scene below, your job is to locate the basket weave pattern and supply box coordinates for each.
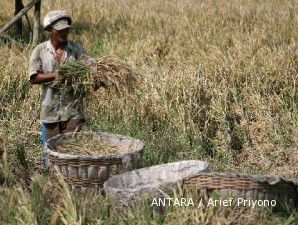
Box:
[46,132,144,190]
[183,172,298,207]
[49,155,123,189]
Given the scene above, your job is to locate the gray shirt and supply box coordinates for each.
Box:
[28,40,96,123]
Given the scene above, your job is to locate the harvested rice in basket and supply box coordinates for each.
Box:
[56,134,118,156]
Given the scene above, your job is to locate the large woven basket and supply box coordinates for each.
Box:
[182,172,298,208]
[104,160,210,205]
[45,132,144,191]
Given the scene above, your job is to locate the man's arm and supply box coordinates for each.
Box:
[30,72,59,84]
[28,45,59,85]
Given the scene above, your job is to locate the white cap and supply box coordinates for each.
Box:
[43,10,72,30]
[51,19,71,31]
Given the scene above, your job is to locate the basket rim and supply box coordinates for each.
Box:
[104,160,210,188]
[45,131,145,160]
[183,171,298,187]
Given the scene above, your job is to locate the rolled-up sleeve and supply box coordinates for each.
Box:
[28,46,43,81]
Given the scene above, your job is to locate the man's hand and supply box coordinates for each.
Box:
[30,72,59,84]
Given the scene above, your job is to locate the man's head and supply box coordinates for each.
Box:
[43,10,72,43]
[48,25,70,43]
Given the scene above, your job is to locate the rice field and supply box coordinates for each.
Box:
[0,0,297,224]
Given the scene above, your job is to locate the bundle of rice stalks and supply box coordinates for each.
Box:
[57,61,92,96]
[56,135,118,156]
[56,57,139,96]
[94,56,139,94]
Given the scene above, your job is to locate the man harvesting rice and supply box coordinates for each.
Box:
[28,10,96,168]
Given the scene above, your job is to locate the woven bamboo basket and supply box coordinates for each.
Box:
[45,132,144,191]
[104,160,210,205]
[182,172,298,208]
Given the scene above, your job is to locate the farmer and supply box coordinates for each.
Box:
[28,10,96,168]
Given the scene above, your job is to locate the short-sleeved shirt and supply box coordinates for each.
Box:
[28,40,96,123]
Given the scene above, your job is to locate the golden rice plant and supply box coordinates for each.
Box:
[57,57,139,97]
[58,61,92,97]
[94,56,139,94]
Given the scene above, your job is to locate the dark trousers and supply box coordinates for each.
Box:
[42,118,85,142]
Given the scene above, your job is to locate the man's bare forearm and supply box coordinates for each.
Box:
[30,72,59,84]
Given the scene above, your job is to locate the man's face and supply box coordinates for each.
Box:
[50,28,70,43]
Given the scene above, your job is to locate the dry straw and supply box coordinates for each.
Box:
[58,61,92,97]
[57,134,118,156]
[94,56,139,94]
[57,56,139,96]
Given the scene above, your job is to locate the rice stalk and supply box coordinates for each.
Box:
[94,56,140,94]
[58,61,92,97]
[57,57,139,97]
[55,174,82,225]
[16,188,38,225]
[56,135,118,156]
